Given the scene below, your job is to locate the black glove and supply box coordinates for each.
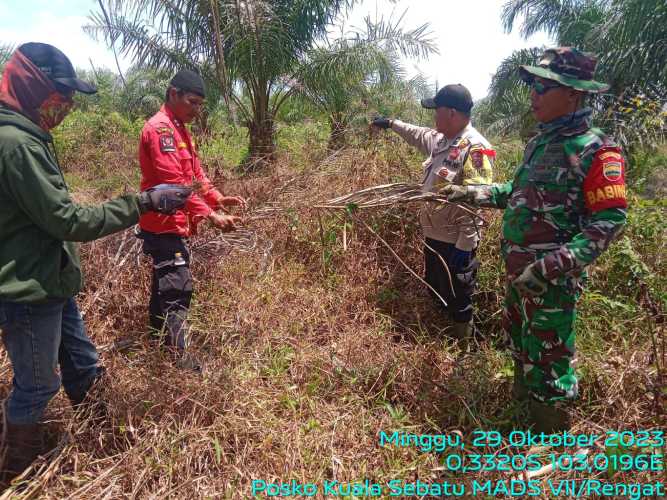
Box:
[138,184,192,214]
[371,116,392,129]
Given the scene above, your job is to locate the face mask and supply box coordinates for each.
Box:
[38,91,73,130]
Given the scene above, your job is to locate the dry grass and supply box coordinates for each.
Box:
[0,137,664,498]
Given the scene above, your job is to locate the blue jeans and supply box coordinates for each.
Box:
[0,298,99,425]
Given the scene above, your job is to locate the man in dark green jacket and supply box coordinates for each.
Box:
[0,43,191,486]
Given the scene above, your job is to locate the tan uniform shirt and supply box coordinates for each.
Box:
[391,120,495,250]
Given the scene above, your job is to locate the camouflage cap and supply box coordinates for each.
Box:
[519,47,609,93]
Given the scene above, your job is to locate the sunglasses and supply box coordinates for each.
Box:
[529,79,562,95]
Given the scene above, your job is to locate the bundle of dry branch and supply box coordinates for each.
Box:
[315,182,447,209]
[315,182,488,228]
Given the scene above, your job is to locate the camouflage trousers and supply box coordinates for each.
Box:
[503,280,580,405]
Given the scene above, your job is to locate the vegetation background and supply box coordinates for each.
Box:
[0,0,665,497]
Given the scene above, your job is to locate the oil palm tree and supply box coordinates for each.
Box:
[87,0,356,168]
[295,13,437,149]
[479,0,666,142]
[0,43,15,74]
[501,0,666,91]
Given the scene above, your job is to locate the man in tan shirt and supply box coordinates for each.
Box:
[372,84,495,340]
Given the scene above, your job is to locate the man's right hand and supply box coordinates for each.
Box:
[208,212,241,232]
[371,116,392,129]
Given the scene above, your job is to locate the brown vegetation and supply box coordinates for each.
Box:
[0,132,664,498]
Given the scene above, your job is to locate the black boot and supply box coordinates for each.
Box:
[1,422,44,488]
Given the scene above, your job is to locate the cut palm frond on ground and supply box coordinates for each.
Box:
[190,228,259,258]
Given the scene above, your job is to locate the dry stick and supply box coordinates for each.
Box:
[351,215,448,308]
[342,221,347,251]
[316,182,488,224]
[81,228,139,315]
[316,210,327,271]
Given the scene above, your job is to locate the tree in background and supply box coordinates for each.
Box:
[87,0,358,169]
[473,47,540,137]
[501,0,666,92]
[295,13,437,149]
[478,0,666,147]
[0,44,14,75]
[118,66,172,120]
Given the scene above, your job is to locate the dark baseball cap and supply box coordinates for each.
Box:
[170,69,206,98]
[421,84,473,113]
[18,42,97,95]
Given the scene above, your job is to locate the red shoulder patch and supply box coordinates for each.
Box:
[583,147,628,212]
[159,134,176,153]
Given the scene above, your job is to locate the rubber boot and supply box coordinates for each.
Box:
[529,399,571,433]
[513,360,529,401]
[0,422,44,488]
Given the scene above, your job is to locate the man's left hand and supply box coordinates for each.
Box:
[439,184,476,204]
[512,263,548,297]
[138,184,192,214]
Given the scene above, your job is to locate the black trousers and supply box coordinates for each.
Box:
[423,238,479,323]
[140,231,193,349]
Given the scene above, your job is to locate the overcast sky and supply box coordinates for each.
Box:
[0,0,552,100]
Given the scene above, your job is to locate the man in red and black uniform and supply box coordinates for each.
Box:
[138,70,245,369]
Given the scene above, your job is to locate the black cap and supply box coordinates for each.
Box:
[18,42,97,95]
[421,84,473,113]
[170,69,206,98]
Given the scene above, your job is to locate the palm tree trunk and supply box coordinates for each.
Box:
[247,112,276,170]
[327,114,347,150]
[195,108,211,136]
[243,80,276,170]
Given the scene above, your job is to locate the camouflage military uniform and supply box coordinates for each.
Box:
[469,107,628,404]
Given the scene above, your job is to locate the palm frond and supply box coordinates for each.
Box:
[0,43,15,72]
[488,47,543,100]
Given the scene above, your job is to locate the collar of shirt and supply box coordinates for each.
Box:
[537,107,592,138]
[159,104,195,155]
[433,123,472,154]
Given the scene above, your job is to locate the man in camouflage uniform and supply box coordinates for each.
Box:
[371,84,495,341]
[442,48,628,432]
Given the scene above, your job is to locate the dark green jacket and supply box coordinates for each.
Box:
[0,107,141,303]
